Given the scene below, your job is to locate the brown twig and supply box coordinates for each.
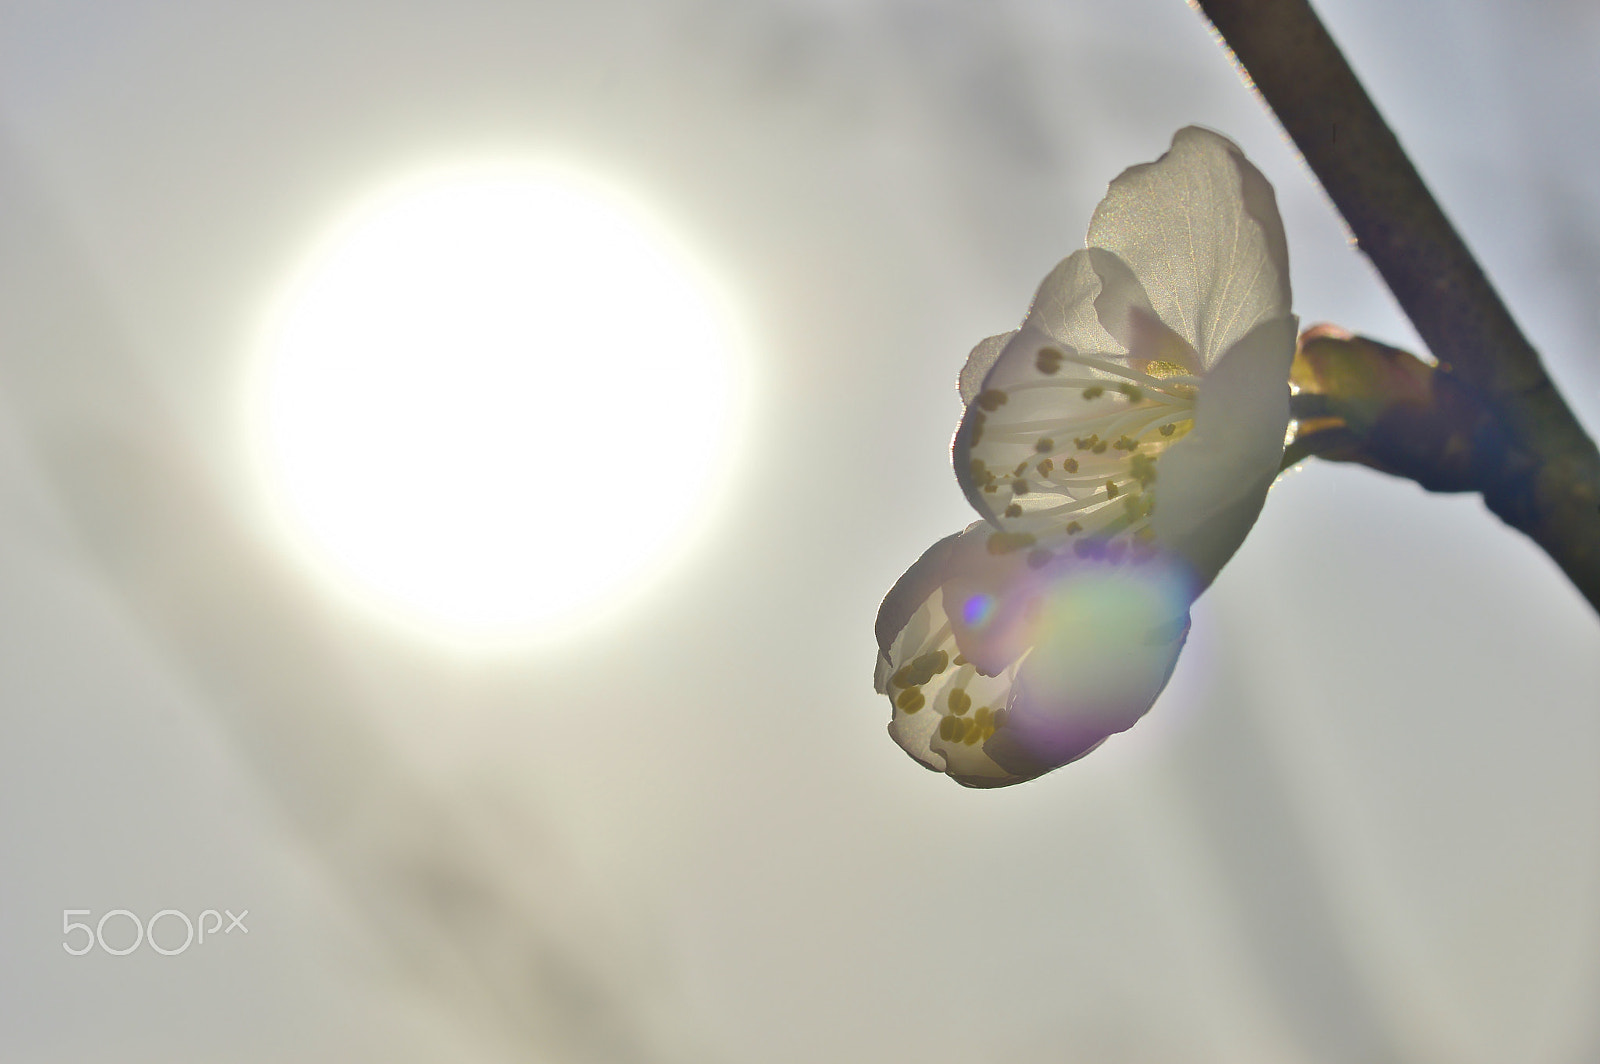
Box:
[1192,0,1600,615]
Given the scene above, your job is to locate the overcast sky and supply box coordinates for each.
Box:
[2,1,1598,1062]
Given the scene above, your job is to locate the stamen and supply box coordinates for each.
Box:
[1034,347,1203,391]
[979,400,1189,443]
[1003,377,1197,408]
[986,530,1036,555]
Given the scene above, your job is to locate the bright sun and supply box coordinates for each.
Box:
[250,165,744,644]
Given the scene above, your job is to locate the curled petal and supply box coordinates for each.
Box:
[1087,248,1203,376]
[875,527,1031,788]
[876,526,1195,787]
[1087,127,1291,368]
[1015,250,1126,358]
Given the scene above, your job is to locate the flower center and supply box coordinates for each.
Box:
[967,346,1197,562]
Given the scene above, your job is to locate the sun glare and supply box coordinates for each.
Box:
[250,164,744,644]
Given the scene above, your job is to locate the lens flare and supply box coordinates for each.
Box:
[962,592,996,629]
[996,555,1196,767]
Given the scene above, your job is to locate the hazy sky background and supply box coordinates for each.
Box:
[2,1,1598,1061]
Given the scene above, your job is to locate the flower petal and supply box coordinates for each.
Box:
[1087,127,1290,368]
[875,528,1031,787]
[957,331,1015,406]
[876,528,1194,787]
[1087,248,1203,377]
[1149,314,1298,585]
[987,558,1191,777]
[1018,248,1125,357]
[954,253,1128,519]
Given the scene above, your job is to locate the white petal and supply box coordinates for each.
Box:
[952,258,1124,519]
[874,530,962,686]
[1087,248,1203,376]
[876,529,1194,787]
[1087,127,1290,368]
[957,331,1015,406]
[988,560,1191,777]
[875,528,1029,787]
[1018,249,1124,357]
[1149,315,1297,585]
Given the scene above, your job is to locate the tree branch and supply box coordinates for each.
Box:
[1192,0,1600,615]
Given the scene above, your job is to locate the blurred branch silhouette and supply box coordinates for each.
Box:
[1193,0,1600,615]
[0,144,700,1064]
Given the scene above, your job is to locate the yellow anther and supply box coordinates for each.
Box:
[910,650,949,681]
[939,716,956,740]
[1036,458,1054,476]
[1011,479,1030,495]
[1035,347,1063,375]
[894,651,949,691]
[1082,385,1104,400]
[952,654,967,666]
[1064,520,1082,535]
[1119,383,1144,402]
[948,688,971,715]
[1116,435,1137,450]
[1013,460,1029,476]
[896,688,926,712]
[1035,437,1054,453]
[987,530,1036,555]
[1105,480,1120,499]
[1159,423,1176,436]
[1005,503,1023,518]
[1062,457,1079,473]
[973,706,992,727]
[1092,440,1108,454]
[976,389,1009,411]
[963,724,982,745]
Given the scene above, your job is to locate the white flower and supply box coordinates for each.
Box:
[875,127,1296,787]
